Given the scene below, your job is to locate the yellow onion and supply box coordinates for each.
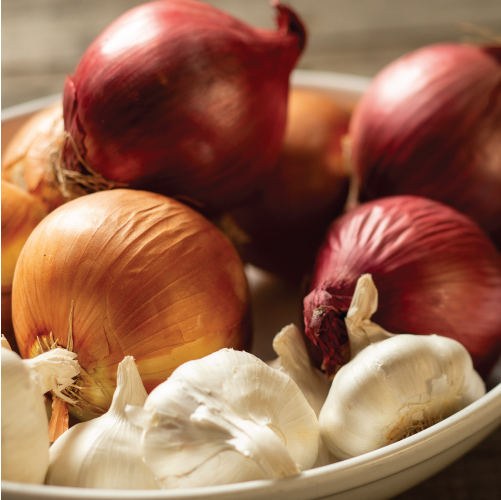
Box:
[224,87,351,283]
[1,181,47,352]
[1,102,66,212]
[11,189,251,422]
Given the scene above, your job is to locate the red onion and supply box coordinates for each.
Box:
[348,43,501,248]
[303,195,501,378]
[61,0,306,214]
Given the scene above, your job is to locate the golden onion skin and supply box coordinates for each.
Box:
[1,102,66,213]
[11,189,251,418]
[1,181,47,352]
[227,88,351,283]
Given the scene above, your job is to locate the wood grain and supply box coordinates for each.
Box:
[2,0,501,108]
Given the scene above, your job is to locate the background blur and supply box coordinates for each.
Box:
[1,1,501,499]
[2,0,501,108]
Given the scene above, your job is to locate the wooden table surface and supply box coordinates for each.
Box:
[2,1,501,499]
[3,0,501,108]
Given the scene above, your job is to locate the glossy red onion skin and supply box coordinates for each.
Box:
[62,0,307,213]
[303,195,501,378]
[349,44,501,248]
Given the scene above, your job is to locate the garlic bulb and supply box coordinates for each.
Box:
[319,274,486,460]
[127,348,319,488]
[1,347,49,484]
[268,324,334,466]
[46,356,159,489]
[1,345,79,484]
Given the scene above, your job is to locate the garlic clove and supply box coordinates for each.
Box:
[268,324,336,467]
[269,324,330,416]
[319,274,486,460]
[1,347,50,484]
[45,356,159,489]
[127,348,319,488]
[133,403,300,487]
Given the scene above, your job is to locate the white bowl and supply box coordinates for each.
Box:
[2,70,500,500]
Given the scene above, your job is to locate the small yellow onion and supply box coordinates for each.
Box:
[1,102,66,212]
[11,189,252,423]
[223,88,351,283]
[1,181,47,351]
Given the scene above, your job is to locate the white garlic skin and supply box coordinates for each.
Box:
[127,348,319,488]
[45,356,159,489]
[1,347,50,484]
[268,324,335,467]
[24,347,80,401]
[319,333,486,460]
[269,324,330,416]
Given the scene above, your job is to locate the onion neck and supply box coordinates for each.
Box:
[273,1,307,55]
[303,287,352,377]
[252,1,306,75]
[35,333,112,418]
[31,302,114,436]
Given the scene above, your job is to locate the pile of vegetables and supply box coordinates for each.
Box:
[1,0,500,492]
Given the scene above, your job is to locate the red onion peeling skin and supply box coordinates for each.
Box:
[348,43,501,248]
[303,195,501,379]
[60,0,307,215]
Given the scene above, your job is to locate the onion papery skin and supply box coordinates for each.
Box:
[1,102,66,213]
[303,195,501,379]
[1,181,47,352]
[224,88,351,283]
[348,43,501,248]
[11,189,252,419]
[61,0,307,214]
